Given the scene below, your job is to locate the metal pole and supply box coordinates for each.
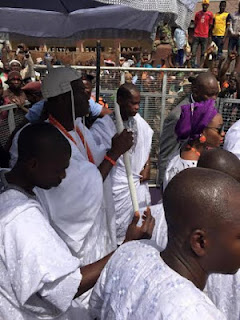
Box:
[144,96,149,120]
[96,40,101,103]
[8,108,16,133]
[160,72,167,134]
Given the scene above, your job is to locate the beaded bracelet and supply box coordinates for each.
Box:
[104,155,116,166]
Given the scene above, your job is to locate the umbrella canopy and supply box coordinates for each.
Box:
[95,0,199,30]
[0,0,109,13]
[0,2,160,39]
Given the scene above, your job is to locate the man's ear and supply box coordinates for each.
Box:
[190,229,208,257]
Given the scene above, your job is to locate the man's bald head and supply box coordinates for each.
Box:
[192,72,219,102]
[195,72,217,87]
[163,167,240,274]
[163,167,240,235]
[198,149,240,182]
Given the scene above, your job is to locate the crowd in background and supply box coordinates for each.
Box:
[2,1,240,319]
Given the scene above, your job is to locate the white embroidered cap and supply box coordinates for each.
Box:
[41,67,81,99]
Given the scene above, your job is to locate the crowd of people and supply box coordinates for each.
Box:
[1,1,240,319]
[0,61,240,319]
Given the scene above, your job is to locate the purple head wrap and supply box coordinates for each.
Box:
[175,99,218,141]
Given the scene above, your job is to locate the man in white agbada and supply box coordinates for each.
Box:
[224,118,240,159]
[197,148,240,320]
[89,166,240,320]
[1,122,155,320]
[91,83,153,243]
[0,123,94,320]
[156,149,240,320]
[9,68,136,306]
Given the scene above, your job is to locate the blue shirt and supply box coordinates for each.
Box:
[25,99,45,123]
[89,97,102,117]
[25,97,102,123]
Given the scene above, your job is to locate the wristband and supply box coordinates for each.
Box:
[104,155,116,166]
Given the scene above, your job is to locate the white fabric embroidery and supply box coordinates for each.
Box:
[0,183,83,320]
[224,119,240,159]
[9,118,117,308]
[163,152,197,190]
[89,240,226,320]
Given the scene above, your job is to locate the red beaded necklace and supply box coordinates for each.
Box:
[49,115,95,164]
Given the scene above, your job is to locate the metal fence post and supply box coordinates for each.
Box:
[8,108,16,133]
[144,96,149,120]
[160,72,167,135]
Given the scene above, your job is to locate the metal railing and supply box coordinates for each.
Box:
[2,66,238,185]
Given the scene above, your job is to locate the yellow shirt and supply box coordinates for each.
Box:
[213,12,230,36]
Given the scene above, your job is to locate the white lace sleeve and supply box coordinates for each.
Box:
[4,206,81,317]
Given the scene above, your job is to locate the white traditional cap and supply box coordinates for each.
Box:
[9,59,22,67]
[41,67,81,99]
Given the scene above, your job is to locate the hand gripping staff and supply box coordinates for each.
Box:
[114,102,139,215]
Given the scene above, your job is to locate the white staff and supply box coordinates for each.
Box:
[114,102,139,213]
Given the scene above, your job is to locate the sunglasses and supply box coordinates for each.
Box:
[206,124,224,135]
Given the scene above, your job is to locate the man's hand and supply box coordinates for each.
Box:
[110,129,133,160]
[206,46,214,55]
[124,207,155,242]
[229,51,237,61]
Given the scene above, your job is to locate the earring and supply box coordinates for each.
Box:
[199,135,206,143]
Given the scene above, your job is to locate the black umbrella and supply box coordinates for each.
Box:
[0,0,109,13]
[0,1,160,38]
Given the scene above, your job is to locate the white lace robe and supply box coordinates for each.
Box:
[163,152,197,190]
[89,240,226,320]
[0,182,84,319]
[224,119,240,159]
[10,118,117,265]
[91,113,153,244]
[10,118,117,308]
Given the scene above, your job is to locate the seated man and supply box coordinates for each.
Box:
[89,167,240,319]
[91,83,153,244]
[0,122,154,320]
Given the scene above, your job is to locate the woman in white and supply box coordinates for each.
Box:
[163,99,225,189]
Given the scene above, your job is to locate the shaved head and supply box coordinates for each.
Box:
[195,72,218,87]
[117,83,139,101]
[163,167,240,274]
[193,72,219,102]
[198,149,240,182]
[163,167,240,236]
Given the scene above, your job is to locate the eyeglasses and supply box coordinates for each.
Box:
[206,124,225,135]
